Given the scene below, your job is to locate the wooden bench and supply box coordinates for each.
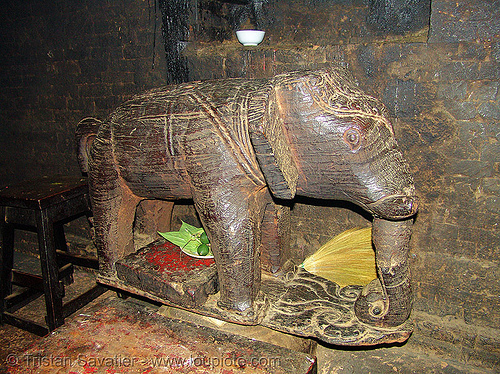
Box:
[0,175,105,336]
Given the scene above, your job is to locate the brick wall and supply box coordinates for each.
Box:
[0,0,166,186]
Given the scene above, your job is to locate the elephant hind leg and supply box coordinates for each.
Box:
[134,199,174,249]
[91,176,141,276]
[116,187,142,257]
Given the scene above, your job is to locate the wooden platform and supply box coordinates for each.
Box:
[115,241,218,308]
[6,294,317,373]
[99,240,413,346]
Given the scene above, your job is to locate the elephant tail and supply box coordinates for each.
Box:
[75,117,103,173]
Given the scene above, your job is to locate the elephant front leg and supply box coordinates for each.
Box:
[354,217,413,328]
[193,186,267,322]
[134,199,174,249]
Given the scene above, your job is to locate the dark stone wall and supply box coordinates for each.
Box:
[0,0,166,186]
[429,0,500,43]
[0,0,498,370]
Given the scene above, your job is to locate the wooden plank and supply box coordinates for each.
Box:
[115,241,218,308]
[5,288,43,312]
[262,268,413,346]
[56,250,99,270]
[2,312,49,337]
[99,241,412,346]
[11,270,44,291]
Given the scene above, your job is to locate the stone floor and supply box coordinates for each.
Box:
[0,254,495,374]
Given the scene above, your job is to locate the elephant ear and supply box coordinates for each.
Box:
[249,85,298,200]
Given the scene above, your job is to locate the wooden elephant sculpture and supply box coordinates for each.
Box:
[76,67,418,330]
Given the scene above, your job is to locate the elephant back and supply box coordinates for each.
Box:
[185,78,273,188]
[104,79,274,194]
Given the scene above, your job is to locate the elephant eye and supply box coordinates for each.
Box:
[343,128,362,151]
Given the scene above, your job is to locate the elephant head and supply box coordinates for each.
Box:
[250,68,418,328]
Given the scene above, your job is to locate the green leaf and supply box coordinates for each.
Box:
[180,221,204,237]
[183,240,201,254]
[158,231,191,248]
[158,221,207,251]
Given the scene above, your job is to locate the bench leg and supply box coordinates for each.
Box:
[54,222,75,286]
[36,208,64,331]
[0,208,13,320]
[0,206,15,323]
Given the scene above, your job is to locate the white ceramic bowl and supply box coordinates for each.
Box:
[236,30,265,46]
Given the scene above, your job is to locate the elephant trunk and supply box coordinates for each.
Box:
[366,194,418,220]
[354,217,413,327]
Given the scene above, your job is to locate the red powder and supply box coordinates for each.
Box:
[145,241,214,274]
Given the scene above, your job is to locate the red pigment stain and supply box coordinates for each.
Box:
[82,364,99,373]
[145,242,214,273]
